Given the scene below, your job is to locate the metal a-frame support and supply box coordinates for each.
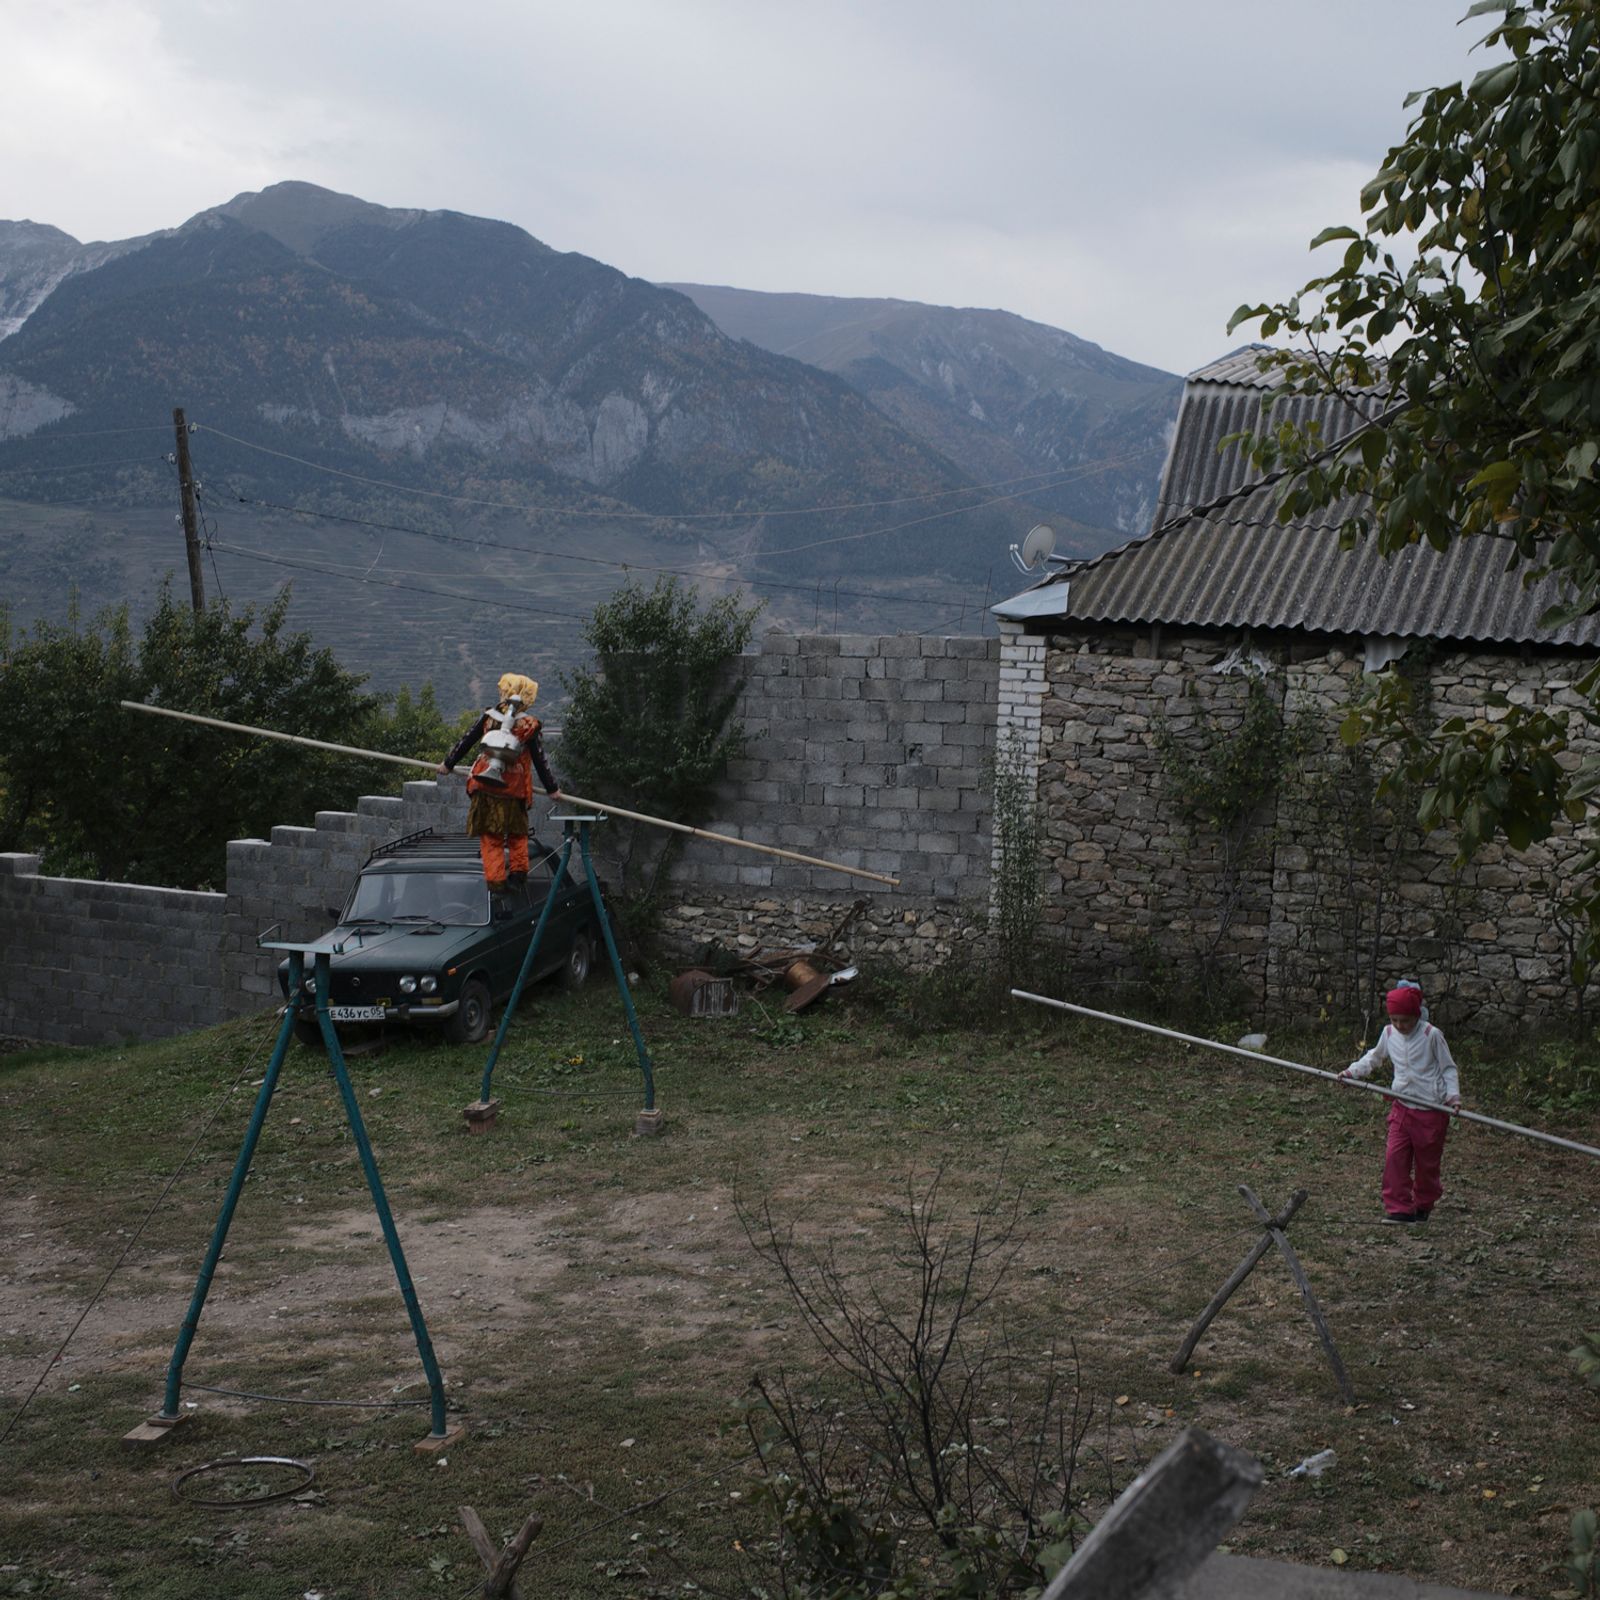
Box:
[466,814,658,1135]
[126,941,460,1452]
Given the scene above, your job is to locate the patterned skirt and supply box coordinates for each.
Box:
[467,790,529,838]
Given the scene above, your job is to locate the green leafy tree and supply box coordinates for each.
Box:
[1227,0,1600,963]
[0,586,450,888]
[559,578,762,922]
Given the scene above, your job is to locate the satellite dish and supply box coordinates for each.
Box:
[1009,523,1059,574]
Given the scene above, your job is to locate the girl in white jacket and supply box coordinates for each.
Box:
[1339,985,1463,1224]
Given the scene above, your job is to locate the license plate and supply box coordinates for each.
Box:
[330,1004,388,1022]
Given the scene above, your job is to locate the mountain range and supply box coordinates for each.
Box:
[0,182,1182,706]
[667,284,1179,539]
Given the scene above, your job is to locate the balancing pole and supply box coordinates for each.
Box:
[119,701,899,886]
[1011,990,1600,1163]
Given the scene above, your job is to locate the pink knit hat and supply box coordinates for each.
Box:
[1386,986,1422,1018]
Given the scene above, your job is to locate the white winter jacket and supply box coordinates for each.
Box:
[1345,1022,1460,1107]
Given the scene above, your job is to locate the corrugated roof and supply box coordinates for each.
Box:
[1066,486,1599,646]
[1004,349,1600,650]
[1149,346,1386,532]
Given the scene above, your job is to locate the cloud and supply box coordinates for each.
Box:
[3,0,1497,371]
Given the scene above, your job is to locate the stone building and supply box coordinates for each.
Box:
[992,349,1600,1031]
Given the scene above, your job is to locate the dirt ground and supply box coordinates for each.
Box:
[2,992,1597,1598]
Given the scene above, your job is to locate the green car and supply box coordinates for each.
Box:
[277,829,603,1046]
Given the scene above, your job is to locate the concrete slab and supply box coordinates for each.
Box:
[1176,1552,1513,1600]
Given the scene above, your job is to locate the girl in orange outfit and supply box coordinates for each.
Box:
[437,673,561,888]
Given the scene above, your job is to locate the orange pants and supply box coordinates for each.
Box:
[478,833,529,885]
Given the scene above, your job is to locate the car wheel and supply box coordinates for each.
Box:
[292,1015,323,1049]
[447,977,492,1045]
[560,930,595,992]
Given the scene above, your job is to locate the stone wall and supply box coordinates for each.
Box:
[1034,632,1280,999]
[1270,647,1592,1030]
[654,632,1000,966]
[4,621,1594,1046]
[1022,625,1597,1031]
[0,853,227,1046]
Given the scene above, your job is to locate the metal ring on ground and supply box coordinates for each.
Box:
[171,1455,316,1508]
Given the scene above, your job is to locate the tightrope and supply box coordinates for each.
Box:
[1010,991,1600,1163]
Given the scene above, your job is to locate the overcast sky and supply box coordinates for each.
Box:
[6,0,1500,375]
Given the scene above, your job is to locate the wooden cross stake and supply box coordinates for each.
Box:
[458,1506,543,1599]
[1169,1184,1356,1406]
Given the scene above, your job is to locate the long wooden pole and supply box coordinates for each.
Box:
[1012,989,1600,1162]
[119,701,900,887]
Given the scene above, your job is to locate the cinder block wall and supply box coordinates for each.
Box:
[221,781,467,1015]
[656,633,1001,966]
[9,622,1595,1043]
[0,853,227,1046]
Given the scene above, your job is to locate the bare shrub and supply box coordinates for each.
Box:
[733,1171,1110,1598]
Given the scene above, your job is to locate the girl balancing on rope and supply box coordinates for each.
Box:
[437,673,561,890]
[1340,985,1463,1226]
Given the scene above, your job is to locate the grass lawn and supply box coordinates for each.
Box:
[2,973,1597,1598]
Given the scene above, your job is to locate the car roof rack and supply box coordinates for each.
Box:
[366,826,438,863]
[362,829,483,868]
[362,827,558,872]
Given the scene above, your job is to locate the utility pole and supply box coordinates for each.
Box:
[172,407,205,614]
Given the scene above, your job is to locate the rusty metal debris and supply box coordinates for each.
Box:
[671,942,859,1018]
[668,969,739,1018]
[672,898,868,1017]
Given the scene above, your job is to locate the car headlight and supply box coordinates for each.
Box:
[302,978,315,995]
[398,975,418,994]
[419,975,438,994]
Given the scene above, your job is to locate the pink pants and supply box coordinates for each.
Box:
[1383,1103,1450,1216]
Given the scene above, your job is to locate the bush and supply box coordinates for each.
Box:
[559,578,762,941]
[733,1171,1102,1598]
[0,586,449,888]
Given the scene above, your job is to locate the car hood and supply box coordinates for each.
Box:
[323,922,487,967]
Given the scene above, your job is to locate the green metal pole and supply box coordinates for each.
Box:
[159,953,299,1419]
[478,831,576,1102]
[313,953,450,1439]
[578,823,655,1111]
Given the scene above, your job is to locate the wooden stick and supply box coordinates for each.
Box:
[458,1506,527,1600]
[553,790,899,885]
[1169,1190,1306,1374]
[1239,1184,1356,1406]
[484,1512,542,1597]
[119,700,899,886]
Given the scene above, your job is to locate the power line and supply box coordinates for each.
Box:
[0,489,167,515]
[0,455,169,476]
[704,449,1160,583]
[765,450,1156,557]
[228,494,973,617]
[198,421,1125,521]
[4,423,173,440]
[209,541,598,622]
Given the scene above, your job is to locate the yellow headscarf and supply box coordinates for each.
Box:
[496,673,539,709]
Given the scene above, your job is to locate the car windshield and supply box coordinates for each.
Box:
[344,871,490,927]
